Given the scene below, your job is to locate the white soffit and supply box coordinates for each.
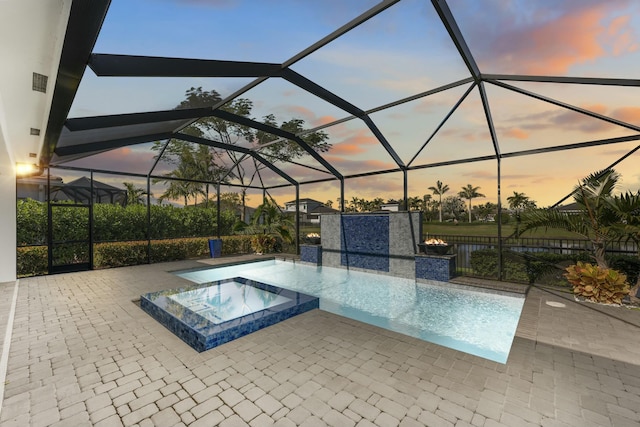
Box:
[0,0,71,168]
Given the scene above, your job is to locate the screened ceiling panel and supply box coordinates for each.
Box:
[369,83,473,164]
[40,0,640,209]
[292,0,471,111]
[51,120,187,165]
[69,74,255,117]
[238,78,349,133]
[58,141,166,176]
[259,148,335,184]
[484,83,638,153]
[320,120,399,176]
[225,156,292,189]
[449,0,640,79]
[505,82,640,128]
[410,90,496,166]
[501,141,640,207]
[92,0,380,63]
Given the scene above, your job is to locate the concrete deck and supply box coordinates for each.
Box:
[1,256,639,427]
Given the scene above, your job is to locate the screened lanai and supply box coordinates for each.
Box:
[28,0,640,274]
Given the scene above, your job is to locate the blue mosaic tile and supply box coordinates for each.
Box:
[300,244,322,265]
[340,215,389,272]
[415,255,457,282]
[141,278,319,352]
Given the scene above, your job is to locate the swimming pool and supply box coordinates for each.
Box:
[176,259,525,363]
[141,277,318,352]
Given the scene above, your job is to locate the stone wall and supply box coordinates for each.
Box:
[320,211,422,279]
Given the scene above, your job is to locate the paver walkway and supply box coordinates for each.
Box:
[1,256,639,427]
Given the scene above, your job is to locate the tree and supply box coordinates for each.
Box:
[428,180,450,222]
[123,182,149,205]
[325,200,333,208]
[169,87,331,220]
[239,198,295,253]
[459,184,485,223]
[507,191,536,233]
[519,169,632,268]
[218,192,243,215]
[154,146,203,206]
[441,195,466,221]
[473,202,498,221]
[407,196,422,211]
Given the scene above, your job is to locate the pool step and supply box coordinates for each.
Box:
[449,276,529,294]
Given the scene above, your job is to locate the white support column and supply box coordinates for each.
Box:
[0,145,16,283]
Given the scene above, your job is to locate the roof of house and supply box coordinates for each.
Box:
[284,198,324,205]
[309,205,339,214]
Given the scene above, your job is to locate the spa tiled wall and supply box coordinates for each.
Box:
[321,212,422,278]
[340,214,389,271]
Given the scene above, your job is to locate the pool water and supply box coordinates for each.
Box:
[177,260,525,363]
[168,281,292,325]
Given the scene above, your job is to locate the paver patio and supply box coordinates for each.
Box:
[1,256,639,427]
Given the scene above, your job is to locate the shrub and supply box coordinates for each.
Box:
[469,248,528,282]
[250,235,277,254]
[221,235,253,255]
[17,199,238,246]
[19,235,257,276]
[608,255,640,286]
[469,248,595,285]
[17,246,48,277]
[565,261,630,304]
[16,199,47,245]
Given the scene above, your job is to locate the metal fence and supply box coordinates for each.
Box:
[428,234,638,275]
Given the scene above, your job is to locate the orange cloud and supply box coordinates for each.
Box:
[323,156,396,175]
[480,4,637,75]
[327,130,378,155]
[612,106,640,124]
[314,115,338,127]
[285,105,315,122]
[504,128,529,140]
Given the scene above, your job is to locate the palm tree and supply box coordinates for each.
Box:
[519,169,626,268]
[507,191,530,233]
[428,180,449,222]
[408,196,422,211]
[123,182,148,205]
[506,192,530,214]
[459,184,485,223]
[240,198,294,252]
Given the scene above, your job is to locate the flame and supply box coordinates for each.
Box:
[424,238,447,245]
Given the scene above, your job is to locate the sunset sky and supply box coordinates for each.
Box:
[64,0,640,209]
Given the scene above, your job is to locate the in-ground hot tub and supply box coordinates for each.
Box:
[141,277,319,352]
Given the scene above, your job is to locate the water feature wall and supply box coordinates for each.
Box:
[320,212,422,279]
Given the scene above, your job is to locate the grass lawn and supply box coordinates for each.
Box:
[424,222,584,238]
[302,222,584,239]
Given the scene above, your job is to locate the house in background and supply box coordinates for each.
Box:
[17,175,127,205]
[380,203,399,212]
[284,198,339,224]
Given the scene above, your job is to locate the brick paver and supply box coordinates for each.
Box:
[0,256,639,427]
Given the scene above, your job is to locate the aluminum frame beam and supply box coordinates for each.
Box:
[54,132,174,157]
[89,54,283,78]
[42,0,111,162]
[431,0,480,79]
[482,74,640,87]
[65,108,214,131]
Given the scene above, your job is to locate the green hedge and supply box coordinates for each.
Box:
[17,235,257,276]
[17,246,48,277]
[469,248,638,286]
[17,199,237,245]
